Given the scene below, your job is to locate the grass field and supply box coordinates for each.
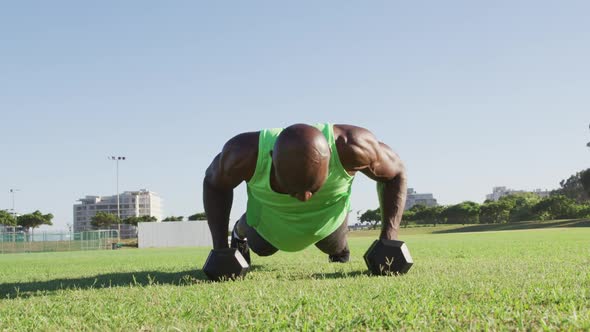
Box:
[1,223,589,331]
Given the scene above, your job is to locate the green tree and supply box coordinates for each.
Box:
[139,215,157,223]
[358,208,381,229]
[17,211,54,235]
[479,200,511,224]
[406,204,427,224]
[0,210,16,226]
[122,216,139,226]
[552,168,590,203]
[162,216,184,222]
[188,212,207,221]
[577,203,590,218]
[499,193,540,222]
[401,209,416,228]
[91,212,120,229]
[124,215,158,226]
[532,195,579,220]
[414,205,445,226]
[581,169,590,197]
[441,201,480,224]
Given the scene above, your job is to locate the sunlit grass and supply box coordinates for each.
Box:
[1,226,589,331]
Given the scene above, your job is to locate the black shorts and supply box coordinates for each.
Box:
[238,213,350,257]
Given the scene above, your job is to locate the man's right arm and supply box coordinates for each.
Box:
[203,132,258,249]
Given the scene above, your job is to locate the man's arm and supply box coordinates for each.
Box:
[203,132,258,249]
[334,125,407,240]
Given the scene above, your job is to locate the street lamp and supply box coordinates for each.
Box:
[9,189,19,239]
[108,156,126,241]
[9,189,19,216]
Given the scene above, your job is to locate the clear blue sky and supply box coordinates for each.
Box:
[1,1,588,230]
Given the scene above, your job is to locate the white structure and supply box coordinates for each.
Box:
[405,188,438,210]
[486,186,551,201]
[73,189,162,235]
[138,221,212,248]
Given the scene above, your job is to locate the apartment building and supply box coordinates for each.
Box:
[405,188,438,210]
[485,186,550,201]
[73,189,162,235]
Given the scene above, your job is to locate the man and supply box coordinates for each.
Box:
[203,123,406,264]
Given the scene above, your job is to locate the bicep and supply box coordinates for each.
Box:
[204,133,257,190]
[361,142,405,182]
[204,153,243,190]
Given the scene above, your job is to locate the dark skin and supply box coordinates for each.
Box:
[203,124,407,250]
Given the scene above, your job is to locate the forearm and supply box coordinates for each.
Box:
[377,173,407,240]
[203,178,234,249]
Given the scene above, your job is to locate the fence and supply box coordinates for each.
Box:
[0,230,119,254]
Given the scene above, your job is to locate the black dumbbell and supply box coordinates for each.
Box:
[363,239,413,275]
[202,248,250,281]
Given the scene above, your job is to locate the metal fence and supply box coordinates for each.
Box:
[0,230,119,254]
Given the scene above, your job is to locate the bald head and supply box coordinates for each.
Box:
[272,124,331,201]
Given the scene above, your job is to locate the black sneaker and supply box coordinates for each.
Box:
[328,250,350,263]
[230,225,251,265]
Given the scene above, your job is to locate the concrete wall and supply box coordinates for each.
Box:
[138,221,212,248]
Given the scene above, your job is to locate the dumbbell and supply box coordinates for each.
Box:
[202,248,250,281]
[364,239,413,275]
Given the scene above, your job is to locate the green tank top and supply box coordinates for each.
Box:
[246,123,355,252]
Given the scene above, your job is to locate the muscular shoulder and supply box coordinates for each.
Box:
[333,124,381,172]
[206,131,260,187]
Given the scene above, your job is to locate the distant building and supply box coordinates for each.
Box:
[73,189,162,236]
[485,186,551,201]
[405,188,438,210]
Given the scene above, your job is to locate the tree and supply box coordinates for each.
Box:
[188,212,207,221]
[441,201,480,224]
[123,215,157,226]
[532,195,579,220]
[139,215,157,223]
[414,205,445,226]
[577,203,590,219]
[479,200,511,224]
[17,211,53,235]
[91,212,120,229]
[401,209,416,228]
[122,216,139,226]
[408,204,444,226]
[581,169,590,197]
[358,208,381,229]
[552,168,590,203]
[162,216,184,222]
[0,210,16,226]
[498,193,540,222]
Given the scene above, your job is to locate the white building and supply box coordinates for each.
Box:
[73,189,162,236]
[485,186,551,201]
[405,188,438,210]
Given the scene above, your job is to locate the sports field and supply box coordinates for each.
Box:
[1,223,589,331]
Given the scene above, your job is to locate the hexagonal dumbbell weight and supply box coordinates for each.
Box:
[203,248,250,281]
[364,239,413,275]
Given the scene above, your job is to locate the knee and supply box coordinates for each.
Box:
[250,244,277,257]
[316,241,349,256]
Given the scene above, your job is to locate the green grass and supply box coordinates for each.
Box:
[1,226,589,331]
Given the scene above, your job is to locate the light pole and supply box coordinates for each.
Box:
[108,156,125,241]
[9,189,19,240]
[9,189,19,218]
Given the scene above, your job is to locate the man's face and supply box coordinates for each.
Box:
[274,158,329,202]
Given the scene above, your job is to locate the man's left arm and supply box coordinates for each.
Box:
[372,143,407,240]
[336,125,407,240]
